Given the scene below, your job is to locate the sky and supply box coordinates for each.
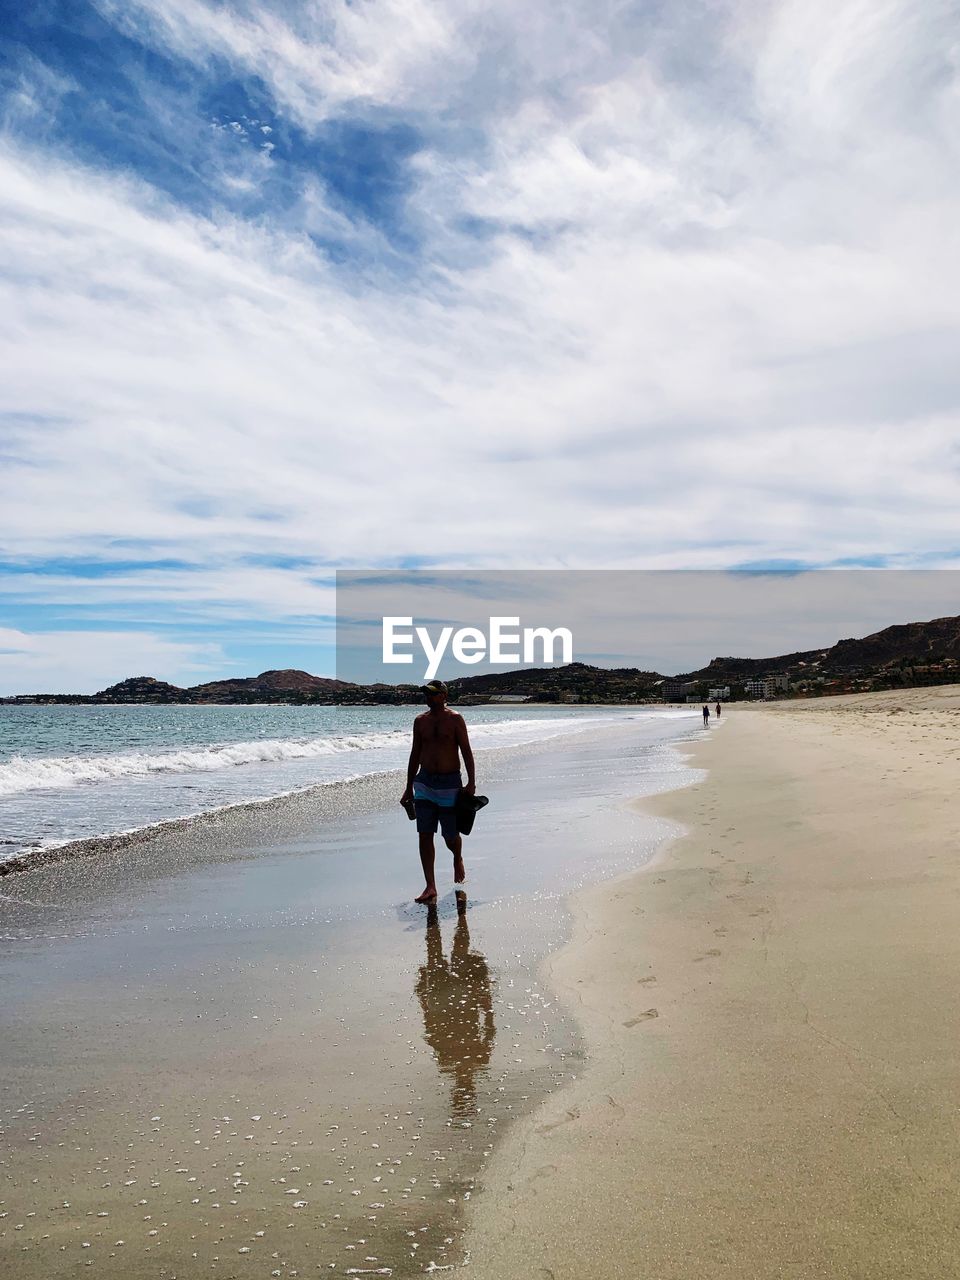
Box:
[336,570,960,682]
[1,0,959,693]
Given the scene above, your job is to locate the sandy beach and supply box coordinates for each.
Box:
[464,685,960,1278]
[0,714,693,1278]
[7,689,960,1278]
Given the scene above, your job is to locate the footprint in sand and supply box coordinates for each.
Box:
[623,1009,659,1027]
[693,949,721,961]
[637,975,657,985]
[536,1107,580,1135]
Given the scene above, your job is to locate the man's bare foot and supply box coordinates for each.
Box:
[415,887,438,904]
[453,853,465,884]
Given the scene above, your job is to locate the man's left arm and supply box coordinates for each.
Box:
[457,716,476,795]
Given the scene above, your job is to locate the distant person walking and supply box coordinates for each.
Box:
[702,704,710,725]
[715,702,722,718]
[401,680,476,904]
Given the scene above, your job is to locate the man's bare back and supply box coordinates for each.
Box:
[414,705,468,774]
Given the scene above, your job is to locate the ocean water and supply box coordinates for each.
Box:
[0,703,694,861]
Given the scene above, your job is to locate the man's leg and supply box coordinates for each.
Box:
[416,830,438,903]
[444,831,465,884]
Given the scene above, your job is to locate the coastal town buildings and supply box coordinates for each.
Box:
[742,674,790,699]
[661,679,699,701]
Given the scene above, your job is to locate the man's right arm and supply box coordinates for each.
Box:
[401,718,422,801]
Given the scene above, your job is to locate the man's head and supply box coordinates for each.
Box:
[420,679,448,707]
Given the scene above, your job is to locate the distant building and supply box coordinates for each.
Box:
[743,674,789,699]
[489,694,531,703]
[662,679,698,701]
[708,686,731,701]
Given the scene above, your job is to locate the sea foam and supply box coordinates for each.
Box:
[0,716,594,798]
[0,733,410,797]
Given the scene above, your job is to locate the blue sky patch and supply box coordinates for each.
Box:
[1,0,426,253]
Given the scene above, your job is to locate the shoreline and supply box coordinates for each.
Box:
[0,706,677,876]
[0,717,696,1278]
[0,768,404,878]
[462,685,960,1278]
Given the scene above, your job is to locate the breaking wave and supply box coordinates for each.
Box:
[0,733,411,797]
[0,716,601,799]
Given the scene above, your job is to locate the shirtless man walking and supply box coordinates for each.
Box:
[400,680,476,904]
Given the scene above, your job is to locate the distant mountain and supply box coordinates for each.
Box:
[677,614,960,684]
[447,614,960,701]
[828,616,960,666]
[450,660,661,701]
[676,650,823,683]
[91,670,354,705]
[5,615,960,705]
[94,676,187,703]
[188,669,354,703]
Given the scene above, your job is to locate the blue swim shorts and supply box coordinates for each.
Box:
[413,769,462,840]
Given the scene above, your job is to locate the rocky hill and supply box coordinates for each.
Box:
[676,614,960,685]
[91,670,354,705]
[188,669,353,703]
[94,676,188,703]
[676,649,823,682]
[450,660,661,701]
[6,615,960,704]
[828,616,960,667]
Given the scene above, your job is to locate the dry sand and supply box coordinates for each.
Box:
[463,686,960,1278]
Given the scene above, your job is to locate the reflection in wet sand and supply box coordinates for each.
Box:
[415,893,496,1116]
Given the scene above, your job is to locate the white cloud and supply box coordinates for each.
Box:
[96,0,466,124]
[0,563,337,627]
[2,0,960,668]
[0,628,224,696]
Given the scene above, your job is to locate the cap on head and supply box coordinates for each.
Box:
[420,679,448,697]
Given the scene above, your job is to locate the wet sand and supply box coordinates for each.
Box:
[0,716,695,1277]
[463,687,960,1279]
